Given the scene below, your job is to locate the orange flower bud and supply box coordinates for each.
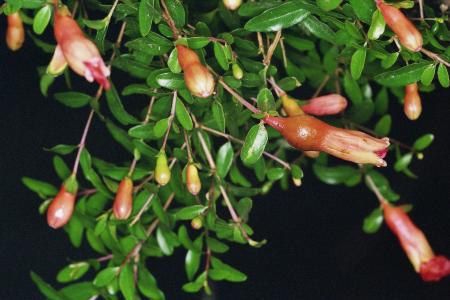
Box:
[113,177,134,220]
[186,163,201,195]
[404,83,422,120]
[155,151,171,186]
[281,95,304,117]
[53,6,110,89]
[223,0,242,11]
[191,217,203,230]
[177,45,215,98]
[47,186,76,229]
[382,201,450,281]
[301,94,348,116]
[6,12,25,51]
[264,115,389,166]
[376,0,422,52]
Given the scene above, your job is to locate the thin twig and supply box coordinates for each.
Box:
[161,91,178,150]
[219,79,260,114]
[264,31,282,66]
[257,32,266,60]
[420,48,450,68]
[160,0,180,39]
[312,74,330,98]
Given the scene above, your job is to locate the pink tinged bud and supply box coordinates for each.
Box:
[54,8,110,90]
[376,1,422,52]
[300,94,348,116]
[382,202,450,282]
[223,0,242,11]
[264,115,389,167]
[47,45,68,76]
[113,177,134,220]
[404,83,422,120]
[6,12,25,51]
[47,186,76,229]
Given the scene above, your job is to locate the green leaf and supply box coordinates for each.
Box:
[363,207,383,234]
[381,52,399,69]
[257,88,276,112]
[65,214,84,248]
[366,170,400,202]
[368,10,385,40]
[128,123,154,139]
[93,267,119,287]
[394,153,413,172]
[33,5,52,35]
[244,1,310,32]
[316,0,342,11]
[216,142,234,179]
[119,264,136,300]
[153,117,170,138]
[139,0,155,37]
[207,237,229,253]
[30,272,68,300]
[53,156,71,181]
[156,72,185,89]
[56,262,90,283]
[106,84,139,125]
[22,177,58,197]
[413,134,434,151]
[185,250,201,281]
[106,120,135,153]
[168,47,182,73]
[349,0,376,24]
[214,42,229,71]
[420,64,436,86]
[209,257,247,282]
[374,62,432,87]
[237,197,253,222]
[301,15,336,43]
[165,0,185,27]
[45,144,78,155]
[175,98,193,131]
[351,48,366,80]
[374,115,392,136]
[54,92,91,108]
[212,101,226,132]
[343,71,362,105]
[437,63,450,88]
[156,227,174,255]
[59,282,98,300]
[240,123,268,165]
[313,164,358,185]
[174,205,207,220]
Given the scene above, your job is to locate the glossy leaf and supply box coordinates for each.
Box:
[240,123,268,165]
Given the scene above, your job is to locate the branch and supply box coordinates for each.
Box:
[161,91,177,151]
[263,31,282,66]
[160,0,180,39]
[420,48,450,68]
[218,79,260,114]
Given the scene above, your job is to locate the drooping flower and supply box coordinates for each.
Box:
[6,12,25,51]
[113,177,134,220]
[376,0,422,52]
[264,115,389,166]
[382,201,450,282]
[177,45,215,98]
[404,83,422,120]
[53,6,110,89]
[186,163,201,195]
[301,94,348,116]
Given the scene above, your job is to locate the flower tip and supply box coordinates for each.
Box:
[420,256,450,282]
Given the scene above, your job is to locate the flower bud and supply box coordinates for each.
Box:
[376,0,422,52]
[232,63,244,80]
[301,94,348,116]
[281,95,304,117]
[113,177,134,220]
[177,45,215,98]
[264,115,389,167]
[191,217,203,230]
[47,185,76,229]
[186,163,201,195]
[54,6,110,89]
[382,201,450,282]
[155,151,171,186]
[404,83,422,120]
[6,12,25,51]
[223,0,242,11]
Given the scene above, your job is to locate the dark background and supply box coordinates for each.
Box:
[1,25,449,300]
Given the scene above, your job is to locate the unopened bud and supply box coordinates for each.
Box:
[191,217,203,230]
[47,182,77,229]
[6,12,25,51]
[404,83,422,120]
[232,63,244,80]
[223,0,242,10]
[292,177,302,187]
[186,163,202,195]
[281,95,304,117]
[155,151,171,186]
[301,94,348,116]
[113,177,134,220]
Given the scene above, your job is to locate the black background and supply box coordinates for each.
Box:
[1,22,449,300]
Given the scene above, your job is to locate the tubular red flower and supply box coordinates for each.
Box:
[177,45,215,98]
[382,201,450,282]
[47,186,76,229]
[264,115,389,166]
[113,177,134,220]
[54,7,110,89]
[300,94,348,116]
[6,12,25,51]
[376,0,422,52]
[404,83,422,120]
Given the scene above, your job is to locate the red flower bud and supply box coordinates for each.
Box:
[47,186,76,229]
[186,163,201,195]
[382,201,450,282]
[177,45,215,98]
[6,12,25,51]
[376,0,422,52]
[300,94,348,116]
[404,83,422,120]
[54,7,110,89]
[264,115,389,166]
[113,177,134,220]
[223,0,242,11]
